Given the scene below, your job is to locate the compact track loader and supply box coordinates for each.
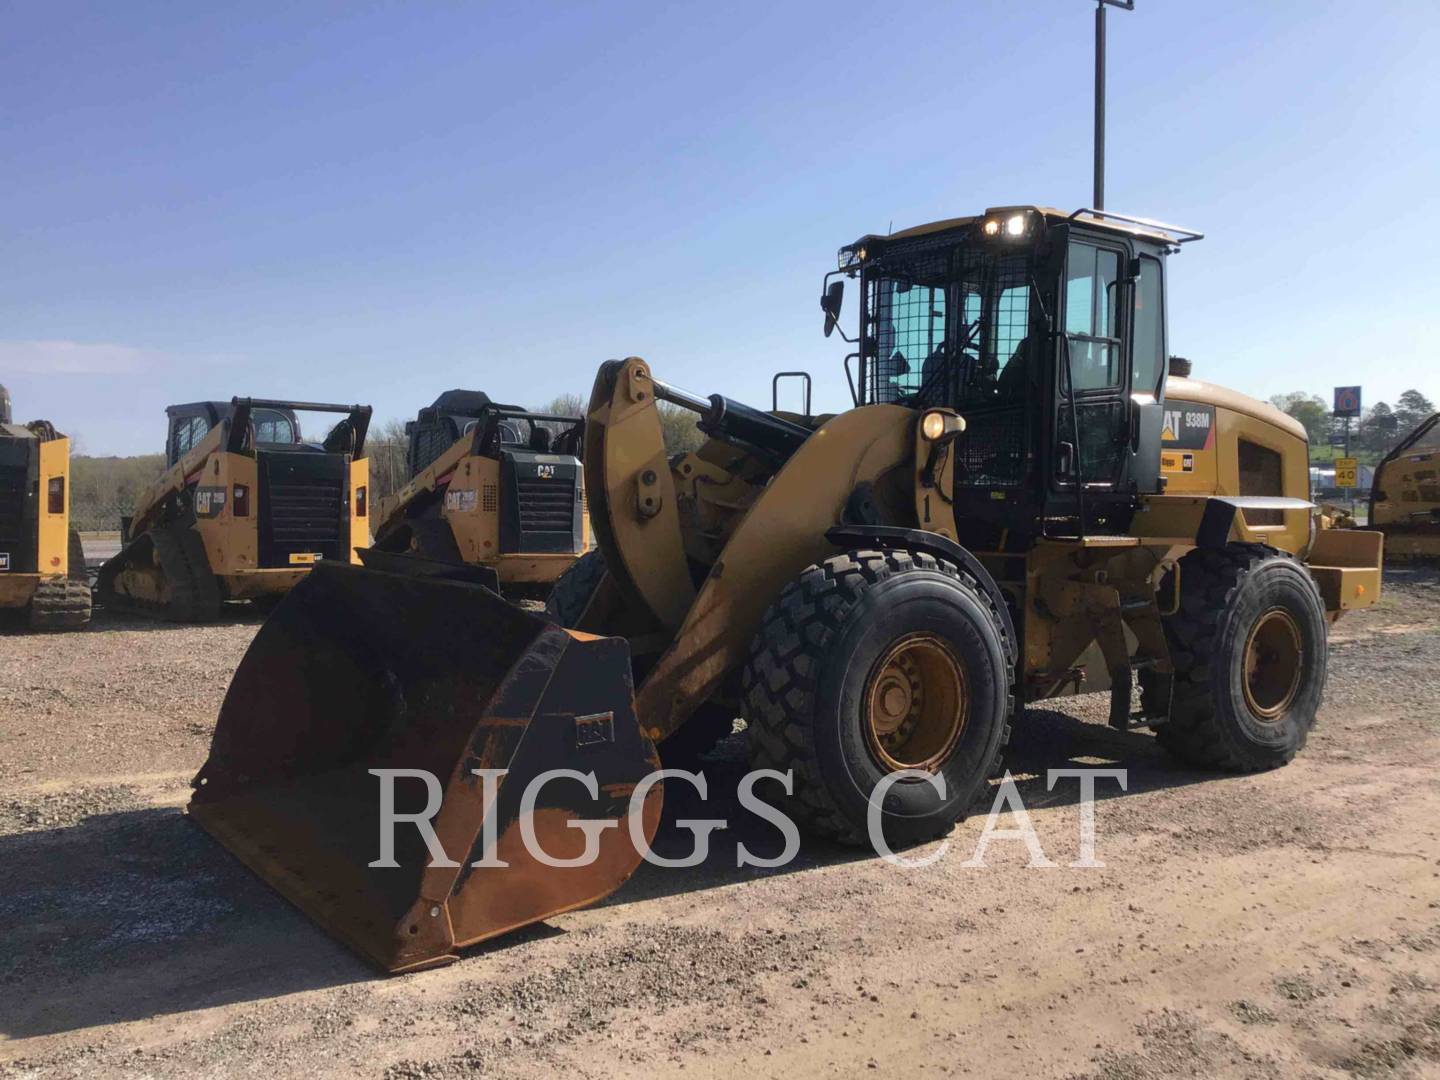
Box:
[194,206,1383,971]
[0,384,91,629]
[373,390,587,596]
[97,398,371,620]
[1368,412,1440,560]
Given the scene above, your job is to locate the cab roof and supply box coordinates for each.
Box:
[857,206,1203,250]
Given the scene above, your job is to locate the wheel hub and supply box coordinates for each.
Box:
[1242,607,1304,720]
[863,634,968,772]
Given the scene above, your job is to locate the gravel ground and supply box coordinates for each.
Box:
[1,571,1438,1078]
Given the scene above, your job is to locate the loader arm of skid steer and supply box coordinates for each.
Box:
[631,403,915,742]
[129,421,230,534]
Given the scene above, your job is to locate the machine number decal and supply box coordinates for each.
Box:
[1160,404,1215,451]
[444,489,478,513]
[194,486,227,518]
[289,552,321,565]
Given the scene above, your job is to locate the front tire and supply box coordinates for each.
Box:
[544,549,607,626]
[742,549,1014,847]
[1153,543,1327,771]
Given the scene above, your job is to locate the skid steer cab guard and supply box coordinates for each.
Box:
[189,557,660,972]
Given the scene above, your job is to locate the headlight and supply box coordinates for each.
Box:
[920,411,966,440]
[838,245,866,269]
[983,213,1031,239]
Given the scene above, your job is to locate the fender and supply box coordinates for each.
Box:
[823,523,1017,656]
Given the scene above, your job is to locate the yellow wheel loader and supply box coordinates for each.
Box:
[97,398,371,620]
[373,390,588,597]
[0,384,91,630]
[190,206,1383,971]
[1368,412,1440,560]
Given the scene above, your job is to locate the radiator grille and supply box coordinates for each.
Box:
[953,406,1028,489]
[258,452,347,566]
[0,463,27,550]
[268,479,344,545]
[517,478,576,534]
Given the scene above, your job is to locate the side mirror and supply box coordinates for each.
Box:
[821,280,845,338]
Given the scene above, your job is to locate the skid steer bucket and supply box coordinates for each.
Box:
[188,558,660,973]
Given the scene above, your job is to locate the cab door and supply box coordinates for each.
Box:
[1051,235,1164,531]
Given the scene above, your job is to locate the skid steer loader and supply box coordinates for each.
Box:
[1367,412,1440,560]
[0,384,91,629]
[373,390,588,597]
[192,205,1383,971]
[97,398,371,620]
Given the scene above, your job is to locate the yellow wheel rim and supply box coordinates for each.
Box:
[863,634,968,772]
[1242,607,1304,720]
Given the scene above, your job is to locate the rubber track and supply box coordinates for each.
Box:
[741,549,1015,846]
[1151,543,1315,771]
[99,526,221,622]
[28,577,92,630]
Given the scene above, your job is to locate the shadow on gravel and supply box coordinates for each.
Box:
[0,606,270,636]
[0,808,369,1039]
[596,706,1219,913]
[85,606,270,633]
[0,707,1220,1035]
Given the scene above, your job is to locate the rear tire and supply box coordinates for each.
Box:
[742,549,1014,848]
[1151,543,1327,771]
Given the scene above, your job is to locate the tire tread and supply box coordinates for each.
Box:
[741,549,1015,845]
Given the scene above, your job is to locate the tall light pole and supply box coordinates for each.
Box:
[1093,0,1134,210]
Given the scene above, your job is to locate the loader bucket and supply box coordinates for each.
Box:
[188,558,661,973]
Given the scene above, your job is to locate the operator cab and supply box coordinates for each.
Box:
[405,390,583,480]
[164,401,311,466]
[828,206,1202,542]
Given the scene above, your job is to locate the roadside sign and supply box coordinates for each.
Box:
[1335,457,1358,488]
[1334,386,1362,418]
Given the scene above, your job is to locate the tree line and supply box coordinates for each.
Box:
[1268,388,1434,464]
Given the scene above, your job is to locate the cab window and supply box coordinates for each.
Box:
[1132,255,1165,395]
[873,278,946,400]
[171,415,210,461]
[252,409,295,445]
[1063,242,1122,392]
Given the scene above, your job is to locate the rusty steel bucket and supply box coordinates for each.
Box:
[188,556,660,973]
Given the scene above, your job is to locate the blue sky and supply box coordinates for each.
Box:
[3,1,1437,455]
